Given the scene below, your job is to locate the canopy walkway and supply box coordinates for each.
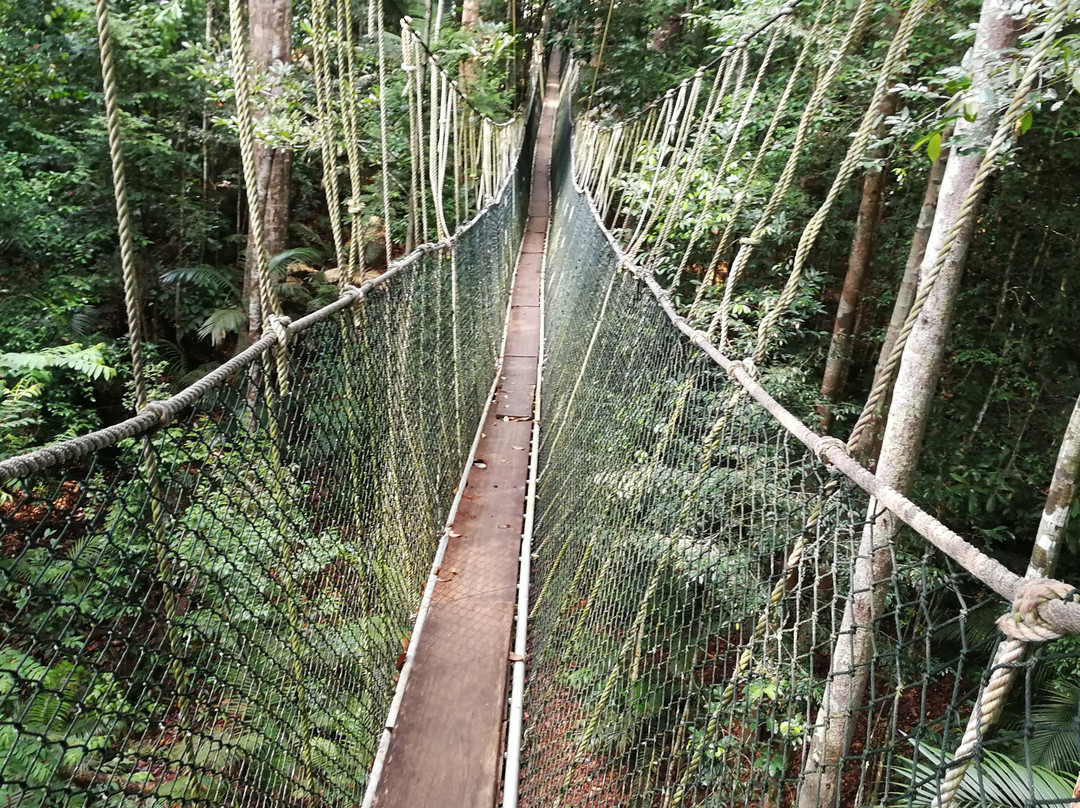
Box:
[3,1,1080,807]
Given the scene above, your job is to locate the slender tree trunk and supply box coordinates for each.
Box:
[817,93,898,433]
[460,0,481,85]
[239,0,292,349]
[849,131,949,464]
[1031,396,1080,573]
[797,5,1017,807]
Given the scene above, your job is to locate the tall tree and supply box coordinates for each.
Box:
[240,0,292,347]
[817,92,898,434]
[797,2,1019,805]
[849,135,949,463]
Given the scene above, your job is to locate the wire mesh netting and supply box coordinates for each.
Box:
[0,107,533,805]
[518,85,1080,808]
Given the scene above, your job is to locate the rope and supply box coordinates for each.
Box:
[669,31,778,293]
[339,0,367,279]
[228,0,289,392]
[699,0,831,339]
[584,0,615,117]
[311,0,346,271]
[94,0,148,413]
[567,150,1080,649]
[847,0,1075,451]
[751,0,930,364]
[704,0,874,345]
[377,0,393,263]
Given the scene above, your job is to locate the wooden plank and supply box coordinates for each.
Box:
[511,264,542,302]
[503,310,540,358]
[522,230,546,254]
[496,356,538,418]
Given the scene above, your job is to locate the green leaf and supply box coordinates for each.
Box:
[1020,110,1033,134]
[1072,69,1080,95]
[197,309,247,346]
[926,131,942,163]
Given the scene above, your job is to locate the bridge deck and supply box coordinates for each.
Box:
[369,56,558,808]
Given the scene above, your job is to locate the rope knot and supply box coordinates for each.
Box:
[814,436,848,467]
[998,577,1078,642]
[140,401,171,425]
[739,236,761,247]
[726,356,758,381]
[267,314,292,345]
[342,283,365,299]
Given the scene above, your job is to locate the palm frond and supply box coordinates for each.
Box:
[161,265,238,294]
[269,247,325,279]
[197,308,247,346]
[890,740,1075,807]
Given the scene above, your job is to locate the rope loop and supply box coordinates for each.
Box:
[739,236,761,246]
[814,436,848,467]
[140,401,172,425]
[725,357,758,381]
[997,577,1079,642]
[267,314,293,346]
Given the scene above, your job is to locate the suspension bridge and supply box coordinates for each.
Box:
[3,0,1080,807]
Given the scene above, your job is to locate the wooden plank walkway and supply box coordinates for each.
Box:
[369,55,558,808]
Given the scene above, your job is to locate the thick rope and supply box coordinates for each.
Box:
[377,0,393,263]
[567,148,1080,651]
[312,0,346,271]
[644,55,741,277]
[228,0,289,392]
[700,0,831,338]
[94,0,149,412]
[704,0,874,345]
[751,0,930,363]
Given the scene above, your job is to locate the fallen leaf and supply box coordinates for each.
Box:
[473,460,487,469]
[447,530,462,538]
[499,524,511,529]
[509,652,525,663]
[400,636,410,653]
[512,446,526,450]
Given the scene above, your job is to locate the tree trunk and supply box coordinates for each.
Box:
[817,92,898,433]
[797,5,1017,807]
[459,0,481,85]
[239,0,292,349]
[849,130,949,464]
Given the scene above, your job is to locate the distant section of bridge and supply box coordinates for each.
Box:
[367,53,558,808]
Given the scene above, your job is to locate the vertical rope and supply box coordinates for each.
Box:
[377,0,393,263]
[94,0,148,412]
[751,0,930,364]
[228,0,289,392]
[312,0,346,272]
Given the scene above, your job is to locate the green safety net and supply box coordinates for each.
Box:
[518,84,1080,808]
[0,94,536,806]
